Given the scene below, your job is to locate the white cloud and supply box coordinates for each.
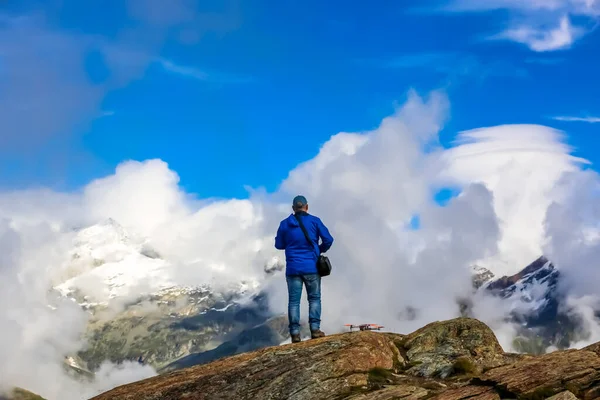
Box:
[497,15,582,52]
[156,58,252,84]
[443,0,600,51]
[0,221,157,400]
[157,59,210,81]
[2,90,600,397]
[440,124,588,275]
[551,115,600,123]
[446,0,600,14]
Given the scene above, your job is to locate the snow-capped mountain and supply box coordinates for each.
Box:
[476,256,580,353]
[54,218,263,309]
[484,256,559,318]
[55,218,175,305]
[51,219,274,371]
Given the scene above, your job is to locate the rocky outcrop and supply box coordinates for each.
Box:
[399,318,522,378]
[479,348,600,399]
[91,317,600,400]
[92,329,400,400]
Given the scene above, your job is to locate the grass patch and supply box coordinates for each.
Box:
[368,367,393,387]
[452,357,477,375]
[9,388,46,400]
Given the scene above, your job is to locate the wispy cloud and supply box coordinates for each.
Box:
[551,115,600,123]
[157,59,209,81]
[156,58,253,84]
[436,0,600,52]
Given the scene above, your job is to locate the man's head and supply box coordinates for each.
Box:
[292,195,308,212]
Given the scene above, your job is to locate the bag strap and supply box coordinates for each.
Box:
[293,214,317,254]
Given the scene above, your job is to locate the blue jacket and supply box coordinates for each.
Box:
[274,211,334,276]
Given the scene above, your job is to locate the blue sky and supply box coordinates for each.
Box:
[1,0,599,198]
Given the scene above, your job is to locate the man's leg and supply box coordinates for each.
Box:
[303,274,324,338]
[286,275,303,342]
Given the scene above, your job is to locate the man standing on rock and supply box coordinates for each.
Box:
[275,195,334,343]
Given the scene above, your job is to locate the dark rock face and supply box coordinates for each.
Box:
[91,317,600,400]
[483,256,582,353]
[486,256,556,294]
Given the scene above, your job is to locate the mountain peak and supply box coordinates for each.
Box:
[54,219,173,304]
[485,255,557,299]
[73,218,136,249]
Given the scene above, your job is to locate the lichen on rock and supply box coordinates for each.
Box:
[399,317,512,378]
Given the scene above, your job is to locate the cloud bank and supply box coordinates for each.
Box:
[2,90,600,398]
[442,0,600,51]
[551,115,600,123]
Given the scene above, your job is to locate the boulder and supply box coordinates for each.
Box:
[398,317,516,378]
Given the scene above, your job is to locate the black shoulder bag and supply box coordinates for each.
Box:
[293,214,332,277]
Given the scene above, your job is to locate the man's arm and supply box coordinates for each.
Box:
[317,218,334,253]
[275,223,286,250]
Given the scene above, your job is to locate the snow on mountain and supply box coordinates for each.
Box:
[471,265,495,289]
[478,256,575,353]
[484,256,559,318]
[53,219,176,306]
[53,218,262,309]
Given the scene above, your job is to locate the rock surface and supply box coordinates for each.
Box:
[480,348,600,399]
[400,318,519,378]
[91,317,600,400]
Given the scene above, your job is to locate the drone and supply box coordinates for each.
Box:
[344,324,385,332]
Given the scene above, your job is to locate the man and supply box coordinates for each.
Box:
[275,195,334,343]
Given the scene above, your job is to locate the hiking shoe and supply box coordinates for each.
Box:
[291,334,302,343]
[311,330,326,339]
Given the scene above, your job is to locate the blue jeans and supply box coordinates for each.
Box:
[286,274,321,335]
